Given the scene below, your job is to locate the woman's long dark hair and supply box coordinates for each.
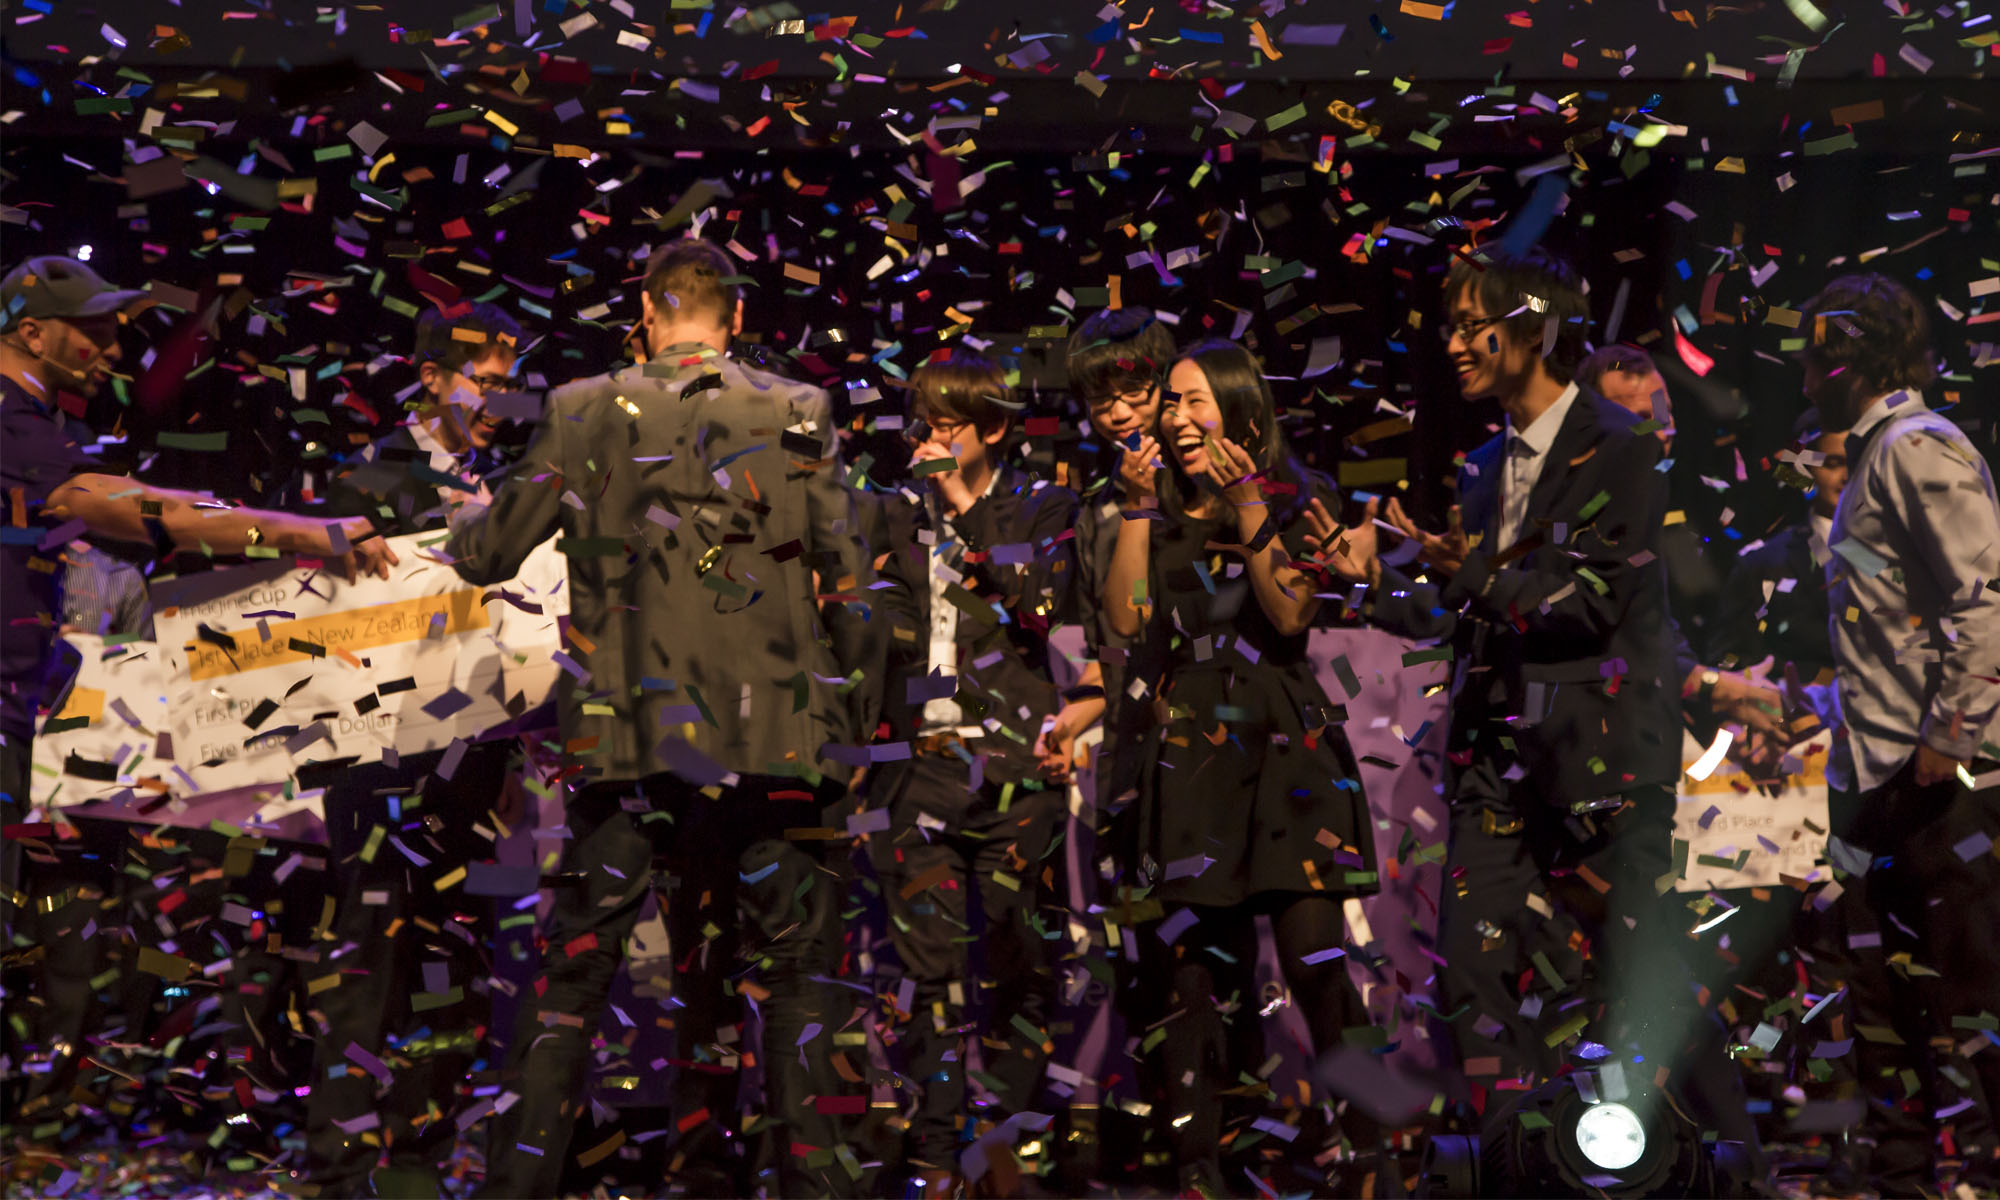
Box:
[1160,339,1307,520]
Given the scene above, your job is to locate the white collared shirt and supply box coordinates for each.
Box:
[1498,381,1580,548]
[919,469,1003,734]
[405,417,466,477]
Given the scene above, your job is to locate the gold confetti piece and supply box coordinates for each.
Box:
[1249,19,1282,59]
[137,946,195,980]
[1829,99,1885,125]
[576,1129,626,1167]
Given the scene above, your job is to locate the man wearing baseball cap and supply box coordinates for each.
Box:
[1,258,399,1124]
[1,256,398,800]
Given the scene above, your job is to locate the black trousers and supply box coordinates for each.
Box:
[869,758,1064,1169]
[1133,893,1379,1187]
[1824,758,2000,1191]
[1435,770,1754,1152]
[297,743,511,1197]
[474,771,855,1199]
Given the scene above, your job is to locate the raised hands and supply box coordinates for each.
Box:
[1205,434,1265,512]
[1302,496,1383,586]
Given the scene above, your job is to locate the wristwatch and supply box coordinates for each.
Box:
[1696,668,1720,710]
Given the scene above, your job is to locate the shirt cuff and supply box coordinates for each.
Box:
[1919,710,1981,764]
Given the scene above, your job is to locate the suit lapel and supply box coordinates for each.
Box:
[1522,391,1604,534]
[1460,436,1505,549]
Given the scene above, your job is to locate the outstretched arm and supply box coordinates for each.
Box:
[46,474,394,580]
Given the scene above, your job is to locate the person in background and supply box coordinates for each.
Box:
[1577,343,1786,747]
[289,302,527,1200]
[1348,248,1753,1175]
[1577,342,1727,660]
[868,351,1076,1197]
[56,544,153,641]
[1796,272,2000,1195]
[1102,339,1392,1196]
[1710,407,1846,689]
[2,256,393,1136]
[446,238,879,1199]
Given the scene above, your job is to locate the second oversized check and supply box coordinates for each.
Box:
[150,533,567,788]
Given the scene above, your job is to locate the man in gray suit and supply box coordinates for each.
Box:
[446,238,880,1198]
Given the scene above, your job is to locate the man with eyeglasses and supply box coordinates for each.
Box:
[1038,309,1175,796]
[1331,248,1750,1170]
[286,301,530,1200]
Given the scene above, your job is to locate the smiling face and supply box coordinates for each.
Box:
[1162,358,1229,478]
[1085,380,1161,446]
[13,314,124,398]
[421,345,517,451]
[1442,287,1536,403]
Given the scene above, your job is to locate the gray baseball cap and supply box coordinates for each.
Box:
[1,256,150,332]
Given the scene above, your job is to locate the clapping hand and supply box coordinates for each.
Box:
[1382,498,1469,576]
[1206,435,1265,511]
[1302,496,1383,586]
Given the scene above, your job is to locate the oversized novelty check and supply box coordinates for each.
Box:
[1673,727,1832,891]
[145,532,567,792]
[29,634,327,828]
[31,635,180,809]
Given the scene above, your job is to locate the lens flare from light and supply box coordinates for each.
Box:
[1574,1101,1647,1171]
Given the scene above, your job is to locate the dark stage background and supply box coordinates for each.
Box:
[3,2,1994,570]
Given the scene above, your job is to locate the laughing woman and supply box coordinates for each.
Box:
[1102,339,1393,1195]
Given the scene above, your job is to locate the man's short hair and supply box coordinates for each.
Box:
[1064,307,1176,401]
[1444,246,1591,384]
[910,350,1013,434]
[413,301,522,374]
[1576,344,1660,393]
[1799,272,1936,394]
[644,238,739,329]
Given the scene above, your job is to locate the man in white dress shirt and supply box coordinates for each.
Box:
[1798,272,2000,1195]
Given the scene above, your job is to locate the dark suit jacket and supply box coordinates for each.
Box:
[445,345,881,784]
[876,463,1078,788]
[1371,391,1680,806]
[1709,523,1834,685]
[318,423,503,538]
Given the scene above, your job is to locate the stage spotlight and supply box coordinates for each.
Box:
[1572,1100,1645,1171]
[1415,1076,1749,1199]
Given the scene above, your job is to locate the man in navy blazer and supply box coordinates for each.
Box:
[1329,249,1741,1154]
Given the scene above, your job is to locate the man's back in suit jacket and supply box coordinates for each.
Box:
[445,343,879,784]
[1372,391,1680,806]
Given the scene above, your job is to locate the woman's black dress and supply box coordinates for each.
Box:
[1126,499,1379,910]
